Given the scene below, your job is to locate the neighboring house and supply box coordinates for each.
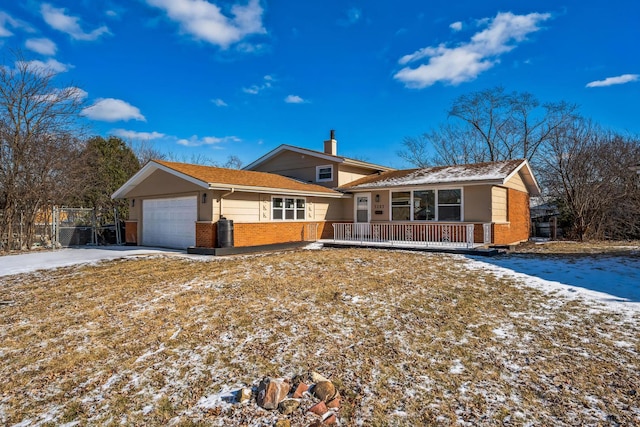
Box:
[112,132,541,250]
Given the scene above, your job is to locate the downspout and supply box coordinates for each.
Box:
[218,188,235,218]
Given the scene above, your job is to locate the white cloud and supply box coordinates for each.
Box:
[394,11,551,88]
[449,21,463,31]
[586,74,639,88]
[177,135,241,147]
[242,74,273,94]
[25,37,57,55]
[113,129,166,140]
[41,3,110,41]
[0,11,20,37]
[22,58,71,74]
[82,98,146,122]
[212,98,228,107]
[146,0,266,48]
[284,95,305,104]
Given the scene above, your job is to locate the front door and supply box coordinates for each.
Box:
[355,193,370,223]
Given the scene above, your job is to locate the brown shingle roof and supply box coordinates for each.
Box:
[154,160,342,196]
[340,159,528,190]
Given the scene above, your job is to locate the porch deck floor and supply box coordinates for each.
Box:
[318,239,498,255]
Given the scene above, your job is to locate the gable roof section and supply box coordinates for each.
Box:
[340,159,541,196]
[112,160,345,199]
[243,144,395,172]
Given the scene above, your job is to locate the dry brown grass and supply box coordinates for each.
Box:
[514,240,640,255]
[0,248,638,426]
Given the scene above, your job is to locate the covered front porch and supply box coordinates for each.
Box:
[323,222,492,250]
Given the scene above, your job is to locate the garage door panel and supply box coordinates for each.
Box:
[142,196,196,249]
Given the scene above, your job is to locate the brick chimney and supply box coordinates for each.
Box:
[324,129,337,156]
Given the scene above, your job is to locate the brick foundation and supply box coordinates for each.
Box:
[125,221,138,245]
[195,222,216,248]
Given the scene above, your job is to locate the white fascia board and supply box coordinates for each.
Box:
[243,144,344,170]
[346,179,505,192]
[208,183,346,198]
[111,161,208,199]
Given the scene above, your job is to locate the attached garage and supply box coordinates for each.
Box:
[142,196,197,249]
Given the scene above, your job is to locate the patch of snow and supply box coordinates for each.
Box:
[303,242,323,250]
[0,247,186,277]
[170,327,182,340]
[102,374,120,390]
[465,254,640,315]
[135,344,166,364]
[198,386,240,410]
[449,360,464,374]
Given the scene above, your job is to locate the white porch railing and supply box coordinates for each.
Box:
[332,222,490,249]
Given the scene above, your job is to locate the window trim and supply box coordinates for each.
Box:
[316,165,333,183]
[271,196,307,221]
[388,187,464,222]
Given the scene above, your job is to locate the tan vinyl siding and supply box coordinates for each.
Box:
[491,186,508,223]
[198,191,213,222]
[314,197,350,221]
[218,192,261,222]
[370,190,389,221]
[463,185,492,222]
[127,169,203,197]
[250,150,339,186]
[338,165,379,187]
[504,171,527,192]
[213,192,349,223]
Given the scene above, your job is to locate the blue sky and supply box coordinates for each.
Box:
[1,0,638,168]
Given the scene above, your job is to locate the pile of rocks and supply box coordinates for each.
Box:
[237,371,341,426]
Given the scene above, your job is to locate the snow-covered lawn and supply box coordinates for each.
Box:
[0,247,638,426]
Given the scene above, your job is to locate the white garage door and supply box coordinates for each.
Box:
[142,196,197,249]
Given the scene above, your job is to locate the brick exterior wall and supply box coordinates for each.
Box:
[234,222,327,247]
[492,188,531,245]
[125,221,138,245]
[195,221,216,248]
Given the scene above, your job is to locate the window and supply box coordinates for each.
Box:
[389,188,462,221]
[391,191,411,220]
[413,190,435,220]
[316,165,333,182]
[272,197,305,220]
[437,189,461,221]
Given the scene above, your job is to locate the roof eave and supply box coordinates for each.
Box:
[503,159,542,197]
[208,183,345,198]
[111,161,209,199]
[342,158,396,171]
[343,179,507,192]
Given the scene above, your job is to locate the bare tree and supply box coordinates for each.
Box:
[128,138,167,165]
[539,120,640,240]
[396,135,432,168]
[0,51,85,250]
[398,87,578,167]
